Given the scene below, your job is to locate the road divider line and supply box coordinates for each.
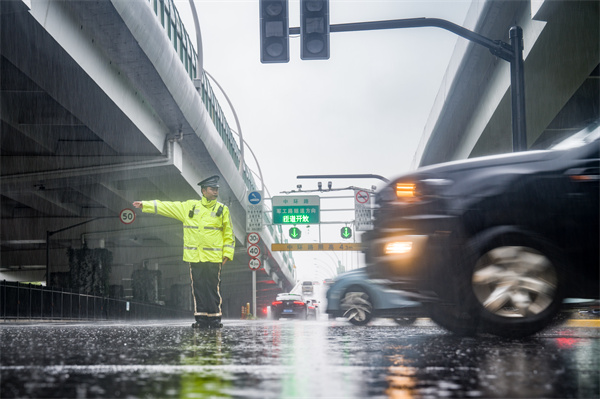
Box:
[565,319,600,328]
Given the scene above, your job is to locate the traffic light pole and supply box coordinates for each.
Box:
[290,18,527,151]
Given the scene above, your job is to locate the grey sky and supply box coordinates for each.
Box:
[178,0,471,280]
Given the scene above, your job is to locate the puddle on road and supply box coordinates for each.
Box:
[1,319,598,398]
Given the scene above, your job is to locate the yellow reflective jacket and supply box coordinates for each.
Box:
[141,197,234,263]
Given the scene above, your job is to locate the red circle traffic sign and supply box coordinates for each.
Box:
[247,244,261,258]
[355,190,370,204]
[120,208,136,224]
[246,232,261,245]
[248,258,261,271]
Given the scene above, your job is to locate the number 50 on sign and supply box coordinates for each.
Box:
[120,209,136,225]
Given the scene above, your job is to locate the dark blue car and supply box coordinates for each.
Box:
[325,268,424,326]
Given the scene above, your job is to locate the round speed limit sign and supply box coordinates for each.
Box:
[248,258,261,271]
[247,244,261,258]
[247,232,261,245]
[120,208,136,225]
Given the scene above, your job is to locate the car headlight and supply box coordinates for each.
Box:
[374,235,429,275]
[384,241,413,255]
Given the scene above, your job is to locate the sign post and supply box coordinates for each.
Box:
[252,268,256,317]
[246,232,261,318]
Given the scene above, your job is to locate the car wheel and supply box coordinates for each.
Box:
[341,286,373,326]
[471,241,564,338]
[393,316,416,326]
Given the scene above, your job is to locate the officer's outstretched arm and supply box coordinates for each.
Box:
[140,200,186,222]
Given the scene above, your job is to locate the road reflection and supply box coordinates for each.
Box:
[179,330,232,398]
[0,320,597,398]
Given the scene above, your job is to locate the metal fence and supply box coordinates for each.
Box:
[0,281,192,321]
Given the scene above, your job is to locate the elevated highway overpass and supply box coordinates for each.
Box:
[0,0,295,317]
[414,0,598,167]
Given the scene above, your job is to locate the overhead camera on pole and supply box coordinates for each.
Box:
[259,0,290,63]
[300,0,330,60]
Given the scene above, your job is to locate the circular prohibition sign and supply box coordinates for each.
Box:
[248,258,261,271]
[355,190,370,204]
[246,232,261,245]
[247,244,261,259]
[120,208,136,224]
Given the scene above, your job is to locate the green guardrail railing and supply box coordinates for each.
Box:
[147,0,257,191]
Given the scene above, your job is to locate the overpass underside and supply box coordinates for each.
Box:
[0,0,294,317]
[416,0,599,167]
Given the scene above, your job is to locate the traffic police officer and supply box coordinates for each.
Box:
[133,175,234,328]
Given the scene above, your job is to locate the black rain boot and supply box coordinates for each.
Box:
[192,316,209,329]
[207,317,222,329]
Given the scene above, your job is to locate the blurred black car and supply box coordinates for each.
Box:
[271,293,307,320]
[362,122,600,337]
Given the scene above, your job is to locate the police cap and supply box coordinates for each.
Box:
[198,175,220,188]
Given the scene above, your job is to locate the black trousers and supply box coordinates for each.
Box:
[189,261,222,319]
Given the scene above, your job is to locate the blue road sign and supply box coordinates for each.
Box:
[248,191,262,205]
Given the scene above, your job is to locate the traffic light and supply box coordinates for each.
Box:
[340,226,352,239]
[259,0,289,63]
[300,0,330,60]
[289,227,302,239]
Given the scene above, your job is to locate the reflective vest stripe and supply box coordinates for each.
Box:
[153,200,158,214]
[204,226,223,231]
[224,244,234,249]
[184,246,198,250]
[203,248,222,251]
[184,226,199,229]
[195,311,222,317]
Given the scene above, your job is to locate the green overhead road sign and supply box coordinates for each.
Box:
[272,195,320,224]
[289,227,302,239]
[340,226,352,239]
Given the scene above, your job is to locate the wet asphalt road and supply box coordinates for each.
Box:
[1,318,598,399]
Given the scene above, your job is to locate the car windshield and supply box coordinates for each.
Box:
[550,121,600,150]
